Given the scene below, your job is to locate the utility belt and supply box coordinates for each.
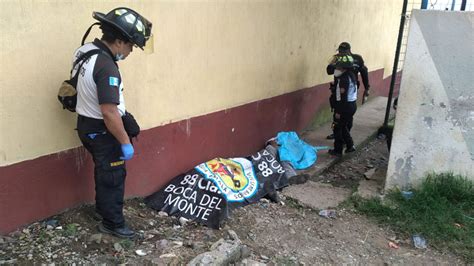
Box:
[77,115,107,133]
[335,100,357,104]
[342,101,357,108]
[77,112,140,138]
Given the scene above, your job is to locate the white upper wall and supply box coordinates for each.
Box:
[0,0,405,166]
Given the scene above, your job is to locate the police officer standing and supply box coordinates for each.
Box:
[331,42,370,102]
[327,54,358,157]
[72,8,152,238]
[326,42,370,140]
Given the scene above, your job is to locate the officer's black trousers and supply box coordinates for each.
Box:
[333,102,357,153]
[78,120,126,229]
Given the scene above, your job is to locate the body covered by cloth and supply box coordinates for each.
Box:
[277,131,328,170]
[145,148,288,229]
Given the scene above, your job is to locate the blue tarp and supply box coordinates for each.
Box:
[276,131,329,170]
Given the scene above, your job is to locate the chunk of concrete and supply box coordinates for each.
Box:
[282,181,351,209]
[188,238,246,266]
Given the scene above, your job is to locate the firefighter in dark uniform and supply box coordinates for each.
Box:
[72,8,152,238]
[328,54,358,157]
[326,42,370,140]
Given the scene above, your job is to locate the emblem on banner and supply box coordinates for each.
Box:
[196,158,258,202]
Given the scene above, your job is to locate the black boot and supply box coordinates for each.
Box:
[98,223,135,239]
[345,146,356,153]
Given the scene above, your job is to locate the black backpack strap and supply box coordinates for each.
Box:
[69,49,103,84]
[81,22,101,46]
[70,47,115,74]
[72,49,101,67]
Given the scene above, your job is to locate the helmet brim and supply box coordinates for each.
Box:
[93,11,147,50]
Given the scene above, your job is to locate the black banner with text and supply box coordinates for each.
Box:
[145,148,288,229]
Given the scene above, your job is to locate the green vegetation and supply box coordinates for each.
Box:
[284,197,305,210]
[119,239,134,250]
[38,230,50,243]
[351,173,473,261]
[63,223,78,236]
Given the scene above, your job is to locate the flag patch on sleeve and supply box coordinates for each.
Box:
[109,77,119,87]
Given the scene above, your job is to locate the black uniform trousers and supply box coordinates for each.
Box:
[77,115,126,229]
[333,101,357,154]
[329,84,354,133]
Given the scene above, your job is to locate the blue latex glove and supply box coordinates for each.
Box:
[120,144,134,160]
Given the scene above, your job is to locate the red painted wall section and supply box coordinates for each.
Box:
[0,68,391,234]
[0,149,96,234]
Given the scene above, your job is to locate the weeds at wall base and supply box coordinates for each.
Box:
[349,172,473,262]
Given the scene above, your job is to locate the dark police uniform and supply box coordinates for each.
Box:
[351,53,370,93]
[326,52,369,141]
[327,53,370,95]
[73,38,127,229]
[332,70,358,154]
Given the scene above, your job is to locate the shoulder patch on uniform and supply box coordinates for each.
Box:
[109,77,119,87]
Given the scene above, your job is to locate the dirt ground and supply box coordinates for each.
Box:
[0,138,465,265]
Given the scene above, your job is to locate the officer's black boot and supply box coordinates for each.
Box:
[345,146,356,153]
[98,223,135,239]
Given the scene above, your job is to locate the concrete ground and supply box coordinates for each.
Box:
[283,96,392,209]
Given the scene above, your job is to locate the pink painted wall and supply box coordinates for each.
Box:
[0,69,393,234]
